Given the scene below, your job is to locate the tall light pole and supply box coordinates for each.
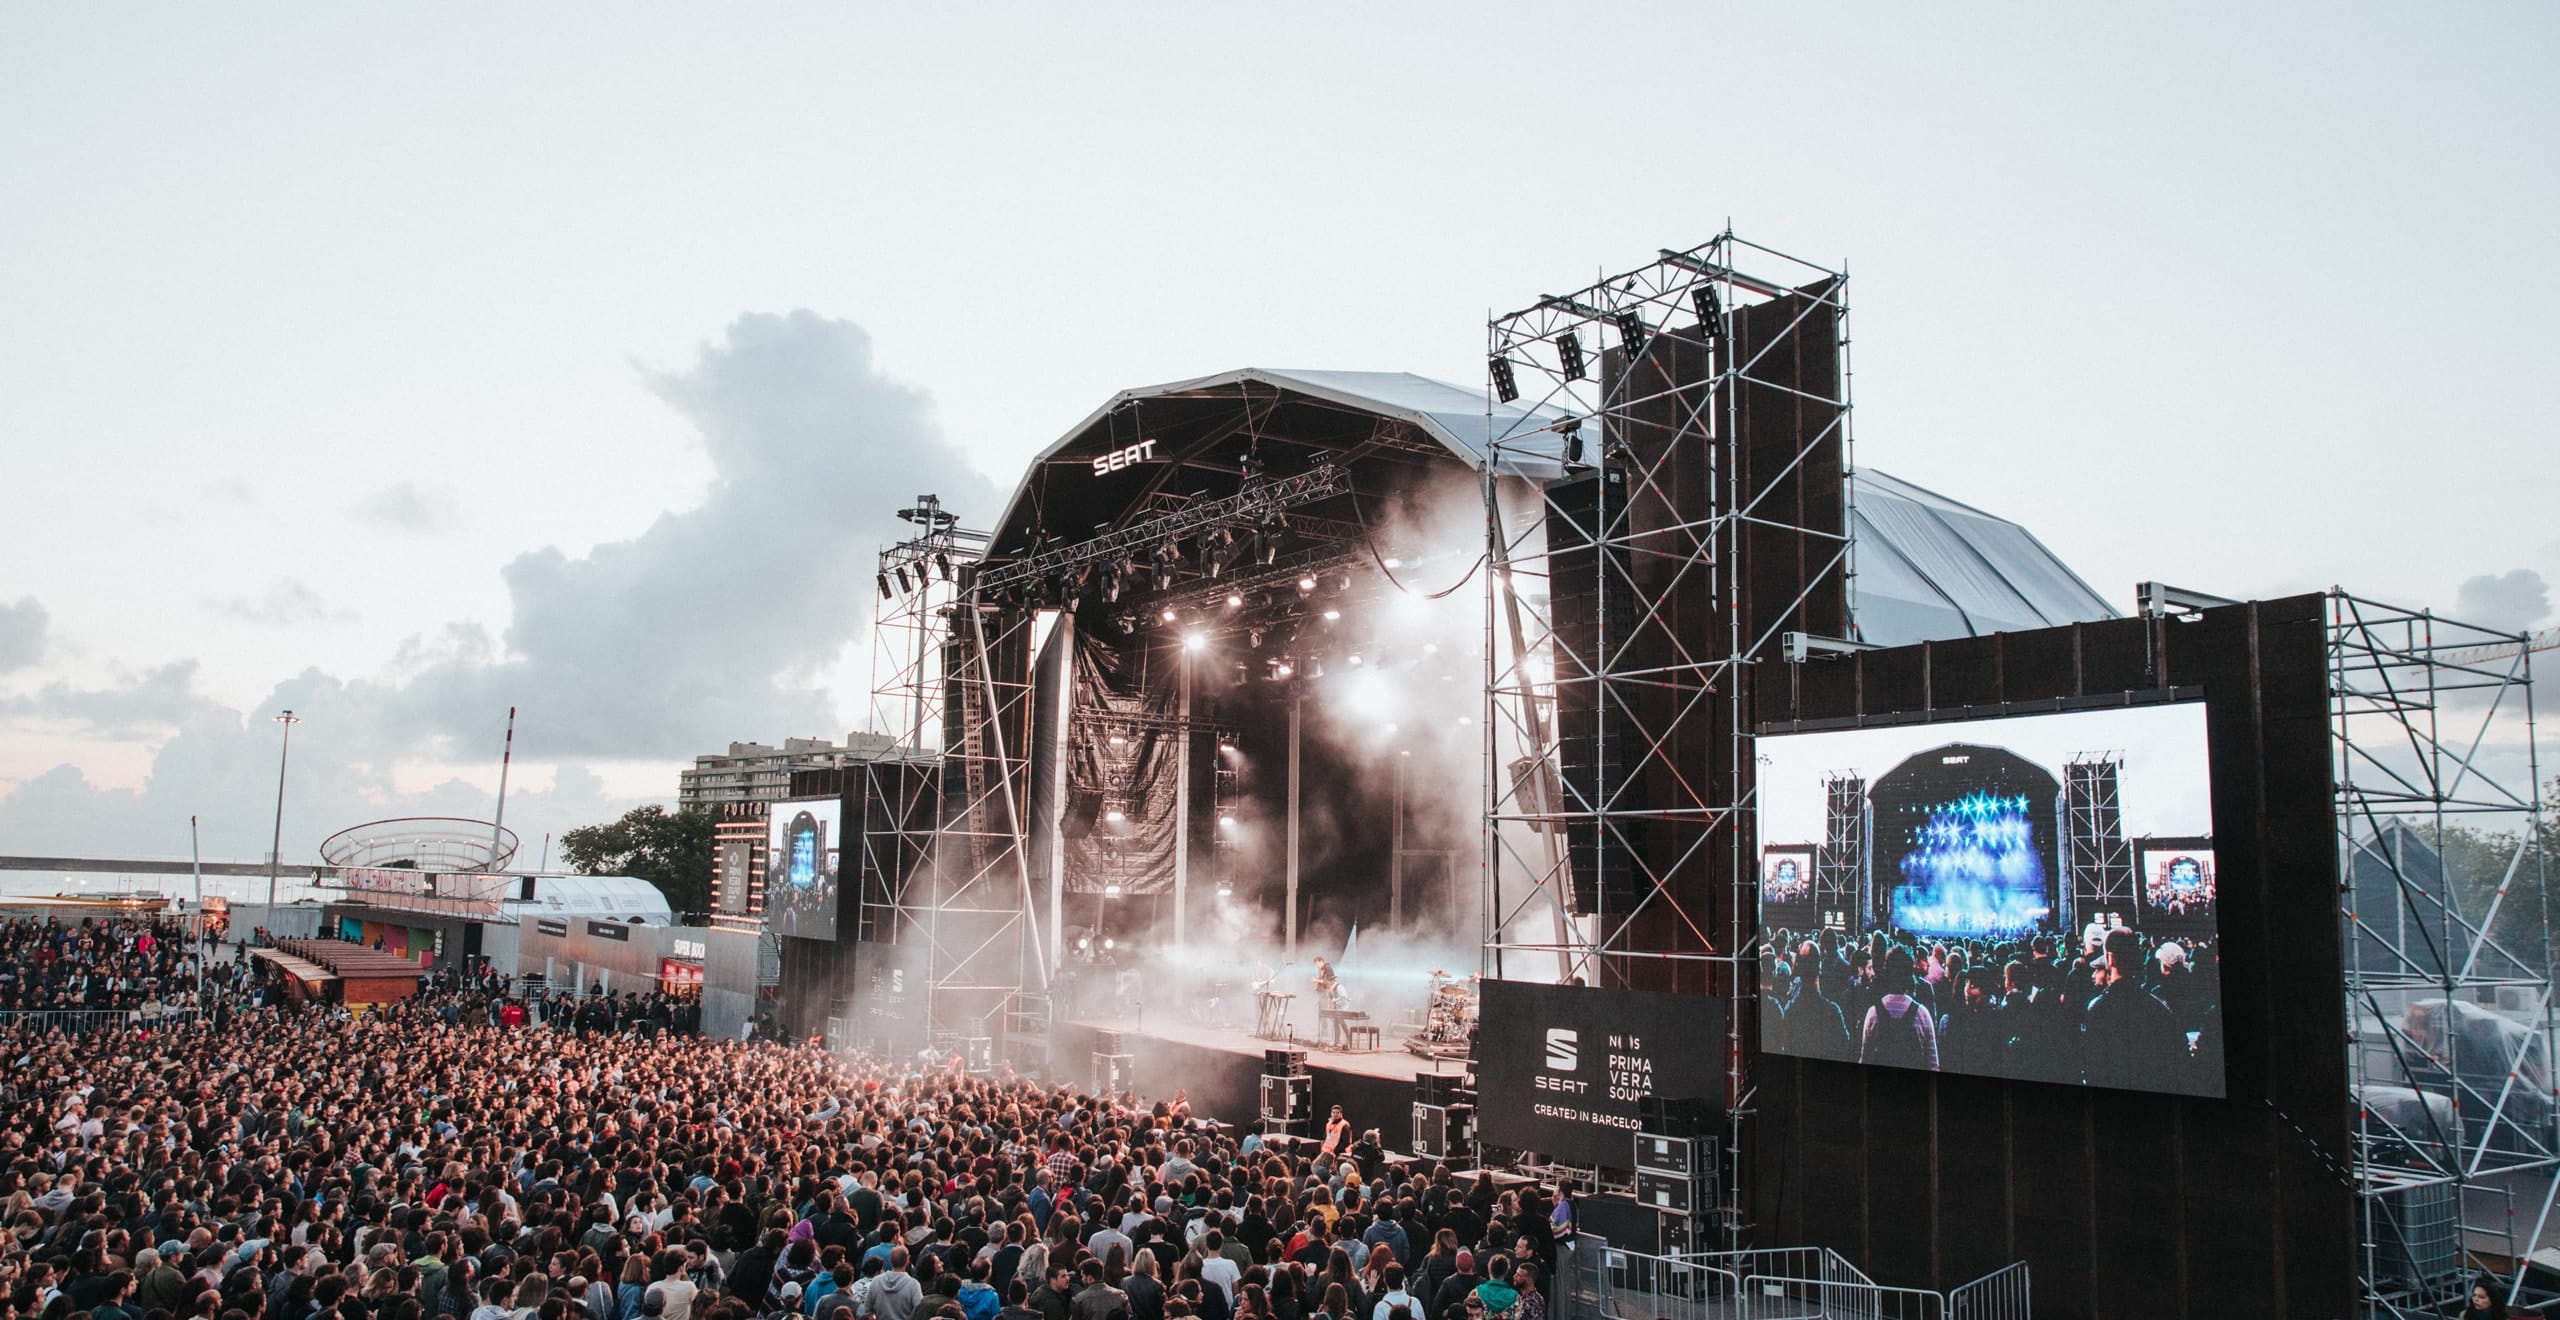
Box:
[265,710,301,931]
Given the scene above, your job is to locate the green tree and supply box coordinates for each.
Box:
[558,804,715,916]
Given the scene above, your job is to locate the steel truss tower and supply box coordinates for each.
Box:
[1481,233,1854,1247]
[863,499,1046,1052]
[2062,754,2135,929]
[2332,592,2554,1316]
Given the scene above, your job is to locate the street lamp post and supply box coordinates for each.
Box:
[265,710,301,934]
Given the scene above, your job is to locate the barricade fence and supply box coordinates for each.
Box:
[1562,1235,2029,1320]
[0,1007,206,1036]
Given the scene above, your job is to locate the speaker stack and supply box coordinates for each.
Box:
[1092,1029,1134,1096]
[1633,1096,1717,1255]
[1259,1048,1313,1136]
[1410,1070,1480,1166]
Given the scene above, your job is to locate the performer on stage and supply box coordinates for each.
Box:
[1312,955,1343,1008]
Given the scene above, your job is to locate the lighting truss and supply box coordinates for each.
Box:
[1480,231,1854,1255]
[973,463,1350,597]
[2332,592,2554,1317]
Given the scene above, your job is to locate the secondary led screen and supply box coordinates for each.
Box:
[766,798,842,941]
[1757,701,2223,1097]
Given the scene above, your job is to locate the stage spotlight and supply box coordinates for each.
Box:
[1383,557,1402,569]
[1489,354,1519,403]
[1616,309,1649,357]
[1308,657,1325,678]
[934,552,953,581]
[1107,732,1126,747]
[1114,612,1136,636]
[1248,628,1264,649]
[1693,284,1722,337]
[1555,330,1585,381]
[1217,880,1234,897]
[1347,652,1363,666]
[1322,609,1341,622]
[1104,883,1123,897]
[1077,936,1091,951]
[1103,938,1116,951]
[1298,574,1317,593]
[1561,416,1584,466]
[1184,632,1206,653]
[1227,592,1243,609]
[1105,808,1125,823]
[1160,607,1179,623]
[877,573,894,600]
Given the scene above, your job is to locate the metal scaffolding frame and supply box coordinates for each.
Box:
[1480,232,1854,1251]
[862,498,1048,1049]
[2331,591,2555,1316]
[2062,753,2135,928]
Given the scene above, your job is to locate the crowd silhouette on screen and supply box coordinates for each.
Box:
[1761,921,2223,1093]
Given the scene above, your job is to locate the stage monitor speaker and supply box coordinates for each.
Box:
[1416,1072,1477,1106]
[1093,1052,1132,1094]
[1545,465,1642,916]
[1638,1095,1715,1138]
[1634,1168,1695,1215]
[1265,1047,1308,1076]
[1097,1029,1129,1055]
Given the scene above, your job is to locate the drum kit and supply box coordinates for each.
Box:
[1409,968,1480,1059]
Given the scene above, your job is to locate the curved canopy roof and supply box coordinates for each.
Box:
[983,369,2112,646]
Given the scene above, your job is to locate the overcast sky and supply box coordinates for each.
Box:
[2,4,2554,863]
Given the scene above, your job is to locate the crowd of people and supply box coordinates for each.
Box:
[1760,920,2223,1093]
[0,917,1568,1320]
[0,916,249,1017]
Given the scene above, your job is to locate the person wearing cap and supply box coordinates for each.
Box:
[1427,1252,1479,1320]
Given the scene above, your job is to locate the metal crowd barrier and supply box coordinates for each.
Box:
[1562,1236,2029,1320]
[0,1007,205,1035]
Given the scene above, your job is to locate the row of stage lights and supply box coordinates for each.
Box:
[1487,286,1722,404]
[876,552,955,600]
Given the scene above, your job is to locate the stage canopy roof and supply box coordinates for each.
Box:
[981,368,2111,645]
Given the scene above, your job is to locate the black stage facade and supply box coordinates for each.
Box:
[1048,1016,1451,1147]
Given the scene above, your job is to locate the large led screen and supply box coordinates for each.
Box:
[766,798,842,941]
[1756,701,2223,1097]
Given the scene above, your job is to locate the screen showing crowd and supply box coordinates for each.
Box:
[765,797,842,941]
[1756,701,2223,1097]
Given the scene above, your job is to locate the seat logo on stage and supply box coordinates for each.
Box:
[1545,1027,1579,1070]
[1091,438,1159,475]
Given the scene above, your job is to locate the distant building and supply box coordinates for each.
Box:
[678,734,898,806]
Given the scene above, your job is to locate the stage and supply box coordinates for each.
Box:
[1048,1013,1468,1148]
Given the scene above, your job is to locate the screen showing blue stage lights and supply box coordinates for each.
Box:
[1755,700,2224,1097]
[765,798,842,941]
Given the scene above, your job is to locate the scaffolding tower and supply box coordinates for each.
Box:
[2331,591,2554,1316]
[1481,232,1855,1251]
[2062,753,2135,930]
[861,497,1044,1049]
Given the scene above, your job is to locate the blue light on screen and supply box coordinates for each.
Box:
[1887,790,2050,937]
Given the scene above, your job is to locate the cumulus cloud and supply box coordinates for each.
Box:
[0,597,44,673]
[340,309,1000,760]
[209,579,357,627]
[2454,569,2551,633]
[356,481,463,533]
[0,661,229,738]
[0,310,1003,854]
